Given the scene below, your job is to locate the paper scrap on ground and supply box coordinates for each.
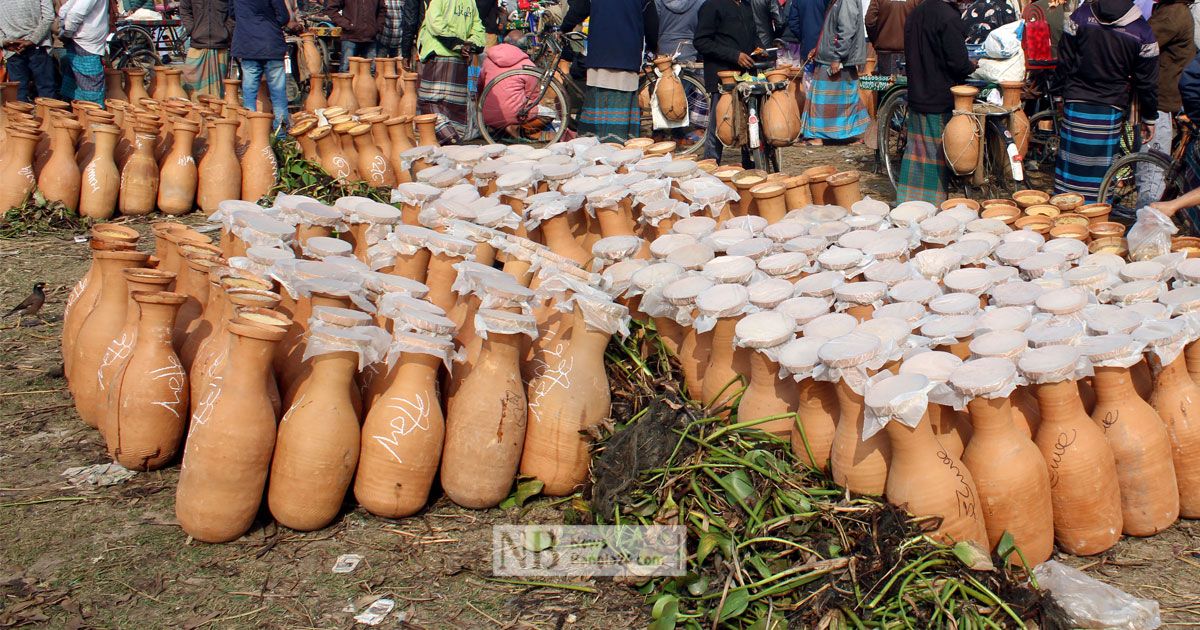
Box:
[62,463,136,487]
[353,598,395,626]
[333,554,364,574]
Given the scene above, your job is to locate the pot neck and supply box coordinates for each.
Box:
[883,414,937,454]
[709,317,738,360]
[1033,380,1088,423]
[1154,353,1195,390]
[570,308,612,355]
[541,215,590,266]
[1091,365,1136,402]
[966,396,1017,439]
[481,332,523,363]
[136,300,181,345]
[425,252,461,308]
[308,350,359,389]
[398,351,442,382]
[172,127,196,152]
[92,130,118,156]
[596,205,636,237]
[748,350,777,386]
[834,379,864,416]
[798,377,836,404]
[227,331,279,378]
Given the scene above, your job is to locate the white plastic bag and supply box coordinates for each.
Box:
[1126,206,1177,261]
[1034,560,1162,630]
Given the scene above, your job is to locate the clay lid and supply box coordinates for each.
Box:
[1035,287,1089,315]
[593,235,644,262]
[1017,344,1082,382]
[305,236,353,258]
[919,214,962,242]
[694,283,750,318]
[228,320,288,342]
[1176,258,1200,284]
[850,196,890,218]
[774,296,829,327]
[861,236,909,260]
[804,312,859,339]
[673,216,718,239]
[929,292,981,316]
[474,308,539,339]
[665,242,716,270]
[1160,286,1200,315]
[662,274,715,306]
[1127,301,1169,321]
[818,331,882,368]
[782,236,828,258]
[863,260,914,286]
[312,305,373,327]
[946,239,994,265]
[246,246,294,266]
[1109,280,1163,305]
[641,199,687,223]
[1064,265,1117,291]
[735,311,796,349]
[989,281,1044,307]
[913,249,963,280]
[703,227,753,253]
[1078,333,1141,365]
[631,262,686,293]
[920,314,977,341]
[890,201,935,227]
[817,246,865,273]
[378,293,445,318]
[1082,304,1140,335]
[726,237,775,261]
[1120,260,1167,283]
[809,221,851,242]
[390,305,457,335]
[364,272,429,298]
[606,147,645,166]
[857,316,914,349]
[762,222,808,243]
[603,259,651,295]
[662,160,698,179]
[988,266,1021,285]
[834,281,887,305]
[1003,227,1046,247]
[945,268,994,296]
[874,302,928,326]
[889,278,942,304]
[1133,318,1188,348]
[748,278,795,309]
[124,268,176,285]
[234,307,291,329]
[581,164,616,178]
[1018,251,1069,278]
[793,270,844,299]
[1025,320,1085,348]
[724,215,769,236]
[968,329,1028,359]
[975,306,1033,333]
[93,224,141,243]
[651,233,698,259]
[994,241,1039,266]
[778,337,826,376]
[1041,237,1088,261]
[899,350,962,383]
[758,251,809,278]
[949,357,1019,397]
[836,229,881,251]
[354,202,402,225]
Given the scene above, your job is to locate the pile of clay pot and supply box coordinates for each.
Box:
[0,67,281,218]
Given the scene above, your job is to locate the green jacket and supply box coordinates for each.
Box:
[416,0,486,59]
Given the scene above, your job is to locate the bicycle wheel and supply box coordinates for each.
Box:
[1098,152,1187,224]
[876,88,908,192]
[981,118,1019,198]
[476,68,571,147]
[637,71,710,156]
[1025,109,1059,172]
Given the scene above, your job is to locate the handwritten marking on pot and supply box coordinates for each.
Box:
[149,356,187,419]
[372,392,430,464]
[1048,429,1078,488]
[96,333,134,392]
[527,340,573,425]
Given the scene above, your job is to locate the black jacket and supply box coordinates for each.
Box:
[903,0,974,114]
[1181,54,1200,122]
[751,0,783,48]
[1058,0,1159,115]
[400,0,427,58]
[695,0,757,92]
[562,0,659,73]
[180,0,232,49]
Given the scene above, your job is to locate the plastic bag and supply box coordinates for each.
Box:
[1033,560,1161,630]
[1126,206,1177,261]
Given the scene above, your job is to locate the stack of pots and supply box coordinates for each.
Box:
[0,70,281,217]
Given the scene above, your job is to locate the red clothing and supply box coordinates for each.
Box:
[480,43,536,128]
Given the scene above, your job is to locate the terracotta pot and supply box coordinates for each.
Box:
[414,113,439,147]
[1012,188,1050,209]
[240,112,277,202]
[197,118,241,214]
[119,131,159,216]
[330,120,361,177]
[69,250,150,428]
[38,119,83,212]
[156,119,199,215]
[105,290,189,470]
[298,32,323,78]
[701,320,750,411]
[176,321,287,543]
[749,182,787,224]
[830,378,890,495]
[222,78,241,110]
[828,170,862,208]
[304,74,327,112]
[178,267,227,370]
[944,85,981,176]
[149,65,167,100]
[1147,350,1200,518]
[328,73,358,112]
[289,118,319,161]
[1049,192,1084,212]
[652,56,687,122]
[738,349,796,436]
[104,69,128,102]
[872,374,989,548]
[1078,203,1111,225]
[792,378,838,471]
[802,165,836,205]
[78,125,122,219]
[62,228,141,375]
[124,68,149,104]
[375,58,397,97]
[162,68,187,101]
[0,128,39,210]
[379,73,401,118]
[783,175,812,210]
[309,125,353,181]
[349,123,396,187]
[714,71,738,146]
[999,81,1029,157]
[762,69,801,146]
[385,117,415,183]
[400,72,419,120]
[268,333,363,531]
[173,254,216,351]
[355,346,445,518]
[348,57,379,109]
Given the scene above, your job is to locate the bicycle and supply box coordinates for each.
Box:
[108,16,190,76]
[474,30,709,153]
[719,57,786,171]
[1098,115,1193,229]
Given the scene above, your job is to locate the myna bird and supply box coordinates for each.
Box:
[4,282,46,318]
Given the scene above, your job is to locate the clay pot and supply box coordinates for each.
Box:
[1078,203,1111,225]
[78,124,122,219]
[124,68,149,104]
[385,117,415,184]
[944,85,981,176]
[161,68,186,101]
[349,123,396,187]
[999,81,1029,157]
[349,57,379,108]
[106,291,189,470]
[62,228,141,375]
[1147,348,1200,518]
[119,131,159,216]
[104,69,128,102]
[355,344,446,518]
[304,74,327,112]
[176,321,287,543]
[379,73,401,118]
[69,250,150,428]
[240,112,278,202]
[289,118,319,161]
[802,165,837,205]
[400,72,420,120]
[783,175,812,211]
[738,350,797,436]
[330,121,361,177]
[268,332,363,531]
[310,125,353,181]
[38,119,83,213]
[792,377,838,471]
[0,128,39,210]
[652,56,687,121]
[700,317,750,411]
[762,69,801,146]
[414,113,439,147]
[197,119,241,214]
[298,32,323,78]
[828,170,862,208]
[173,254,216,351]
[521,304,613,496]
[871,374,989,548]
[157,119,199,215]
[715,71,738,146]
[749,182,787,224]
[328,73,358,112]
[375,58,397,97]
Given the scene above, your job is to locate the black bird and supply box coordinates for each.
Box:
[4,282,46,318]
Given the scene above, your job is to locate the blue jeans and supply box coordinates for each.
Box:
[6,46,58,102]
[240,58,289,135]
[340,40,376,71]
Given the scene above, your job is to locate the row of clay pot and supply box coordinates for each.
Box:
[288,109,441,188]
[0,69,282,217]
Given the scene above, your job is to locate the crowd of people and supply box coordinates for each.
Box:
[5,0,1200,211]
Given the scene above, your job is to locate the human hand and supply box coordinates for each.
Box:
[1150,200,1178,217]
[1141,122,1155,143]
[737,52,754,69]
[5,39,33,52]
[829,60,842,75]
[285,20,303,34]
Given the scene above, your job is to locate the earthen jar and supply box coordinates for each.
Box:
[385,117,416,184]
[118,131,159,215]
[191,285,280,409]
[332,120,362,176]
[125,68,150,104]
[38,119,82,212]
[149,65,167,100]
[176,321,287,543]
[173,254,216,351]
[1000,81,1029,157]
[734,311,797,435]
[968,328,1043,437]
[348,57,379,108]
[400,72,420,122]
[0,128,40,210]
[349,123,396,187]
[944,85,981,175]
[950,358,1055,565]
[802,165,836,205]
[522,297,618,496]
[69,249,150,428]
[379,73,401,118]
[63,228,140,374]
[363,113,393,162]
[652,56,687,121]
[826,332,891,495]
[240,112,277,202]
[268,327,370,531]
[414,113,439,147]
[328,73,358,112]
[289,118,320,162]
[304,74,328,112]
[897,351,973,459]
[1137,321,1200,518]
[179,268,231,370]
[375,58,397,97]
[783,175,812,210]
[162,67,186,100]
[1082,334,1179,535]
[105,291,189,470]
[298,32,322,78]
[1019,345,1123,555]
[197,118,241,214]
[663,274,714,397]
[778,338,839,471]
[442,309,535,508]
[762,69,801,146]
[157,118,199,215]
[714,71,738,146]
[105,68,128,102]
[697,284,751,410]
[277,282,357,394]
[828,171,863,208]
[309,125,354,181]
[355,333,451,517]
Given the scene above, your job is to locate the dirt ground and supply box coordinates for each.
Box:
[2,145,1198,629]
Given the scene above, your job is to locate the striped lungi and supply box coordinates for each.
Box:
[60,41,105,105]
[801,64,869,140]
[896,111,950,204]
[1054,101,1125,202]
[418,55,471,144]
[182,48,229,98]
[578,86,640,143]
